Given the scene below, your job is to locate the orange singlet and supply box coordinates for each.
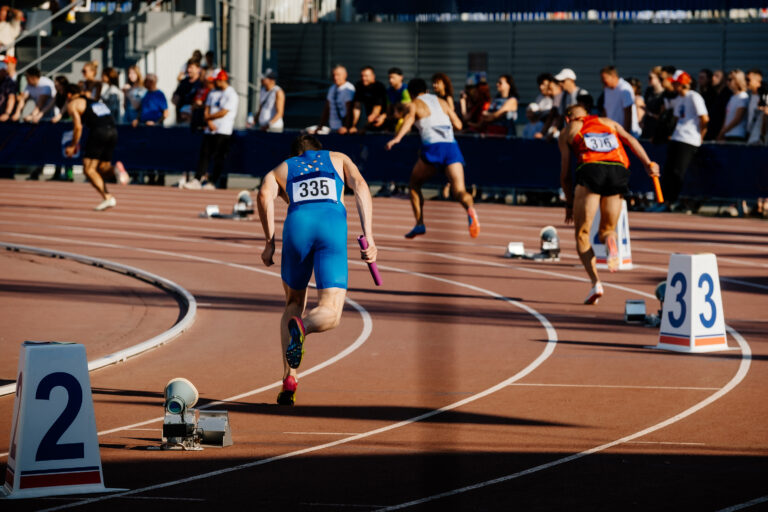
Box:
[571,115,630,169]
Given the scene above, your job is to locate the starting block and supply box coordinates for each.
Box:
[590,199,632,270]
[624,300,646,322]
[2,342,122,499]
[656,253,730,352]
[199,190,254,220]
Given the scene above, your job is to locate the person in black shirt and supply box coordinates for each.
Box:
[64,83,128,210]
[172,60,204,125]
[350,66,387,133]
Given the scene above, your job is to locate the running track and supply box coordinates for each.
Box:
[1,180,767,511]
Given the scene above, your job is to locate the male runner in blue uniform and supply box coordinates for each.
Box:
[386,78,480,238]
[257,135,377,405]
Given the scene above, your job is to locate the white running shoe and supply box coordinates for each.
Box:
[94,196,116,211]
[584,282,604,305]
[183,178,202,190]
[202,182,216,190]
[115,161,129,185]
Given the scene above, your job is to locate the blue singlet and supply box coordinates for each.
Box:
[281,150,348,290]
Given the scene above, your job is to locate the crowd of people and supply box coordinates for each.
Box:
[0,43,766,214]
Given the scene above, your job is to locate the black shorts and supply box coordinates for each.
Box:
[84,126,118,162]
[575,162,630,196]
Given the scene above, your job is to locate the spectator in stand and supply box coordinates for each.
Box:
[50,75,69,123]
[642,67,665,140]
[131,73,168,127]
[431,73,454,113]
[556,68,593,113]
[746,69,764,145]
[704,69,732,141]
[522,102,543,139]
[81,61,101,101]
[480,74,518,136]
[658,70,709,210]
[311,64,354,134]
[254,67,284,132]
[629,77,645,128]
[13,67,56,123]
[172,59,204,125]
[534,73,555,117]
[0,59,16,122]
[190,77,213,133]
[717,69,748,142]
[697,68,715,107]
[100,67,122,123]
[122,65,146,124]
[186,68,238,190]
[350,65,387,133]
[177,50,202,81]
[2,54,16,81]
[600,65,642,137]
[383,67,410,131]
[202,50,215,78]
[0,6,23,56]
[460,72,491,131]
[536,78,563,139]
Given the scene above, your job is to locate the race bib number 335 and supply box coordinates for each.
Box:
[584,132,619,152]
[292,176,337,202]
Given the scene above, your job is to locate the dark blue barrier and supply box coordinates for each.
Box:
[1,123,767,198]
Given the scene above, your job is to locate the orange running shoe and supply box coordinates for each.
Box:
[605,234,619,272]
[467,207,480,238]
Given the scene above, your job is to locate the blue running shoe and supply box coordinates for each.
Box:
[405,224,426,239]
[286,316,306,369]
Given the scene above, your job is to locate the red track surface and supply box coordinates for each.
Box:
[1,180,767,511]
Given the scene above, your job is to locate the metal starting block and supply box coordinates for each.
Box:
[198,191,255,220]
[162,409,233,450]
[504,242,525,258]
[624,300,646,323]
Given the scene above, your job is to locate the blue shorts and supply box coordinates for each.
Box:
[420,141,465,168]
[281,204,348,290]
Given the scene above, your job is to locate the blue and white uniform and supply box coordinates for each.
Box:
[415,93,465,168]
[281,150,348,290]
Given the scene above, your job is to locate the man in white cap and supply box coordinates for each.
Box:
[540,68,593,139]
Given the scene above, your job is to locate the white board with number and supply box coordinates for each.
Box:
[657,253,729,353]
[3,341,116,499]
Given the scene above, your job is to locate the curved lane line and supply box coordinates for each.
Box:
[35,247,560,511]
[0,242,197,397]
[376,326,751,510]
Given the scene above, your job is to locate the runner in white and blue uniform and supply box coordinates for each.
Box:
[257,135,377,405]
[386,78,480,239]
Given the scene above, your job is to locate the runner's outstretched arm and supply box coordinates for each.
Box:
[613,121,659,176]
[386,102,417,150]
[257,163,287,266]
[340,153,377,264]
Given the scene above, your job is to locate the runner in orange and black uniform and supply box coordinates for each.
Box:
[64,83,128,211]
[559,103,659,304]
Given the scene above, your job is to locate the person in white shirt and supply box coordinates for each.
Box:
[660,70,709,207]
[13,67,56,123]
[717,69,749,142]
[255,67,284,132]
[600,65,641,137]
[187,69,239,190]
[745,69,764,145]
[310,65,355,134]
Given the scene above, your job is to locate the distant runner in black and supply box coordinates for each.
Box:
[64,83,128,211]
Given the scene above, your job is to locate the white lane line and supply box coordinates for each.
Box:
[36,253,559,511]
[716,495,768,512]
[284,432,362,436]
[0,242,197,397]
[627,441,706,446]
[0,232,374,458]
[508,383,720,391]
[374,326,751,511]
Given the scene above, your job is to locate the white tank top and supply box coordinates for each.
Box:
[258,85,283,128]
[415,93,454,144]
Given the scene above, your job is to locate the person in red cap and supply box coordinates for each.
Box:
[559,103,659,304]
[185,68,238,189]
[658,70,709,210]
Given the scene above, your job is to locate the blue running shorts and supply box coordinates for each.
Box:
[419,141,465,168]
[281,204,348,290]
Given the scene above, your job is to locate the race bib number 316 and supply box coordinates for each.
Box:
[584,132,619,152]
[292,176,337,202]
